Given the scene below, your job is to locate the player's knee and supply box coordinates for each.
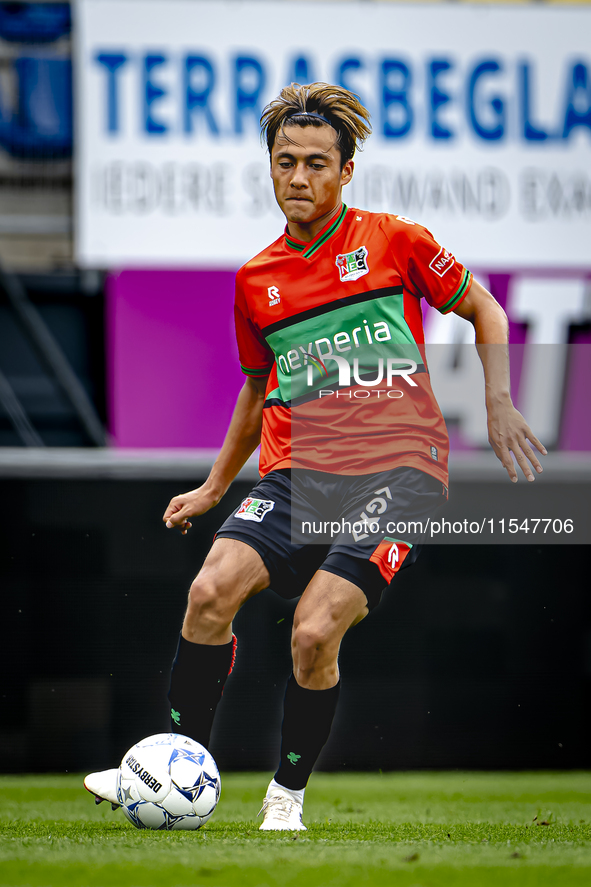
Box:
[292,622,339,687]
[186,573,233,629]
[292,621,333,662]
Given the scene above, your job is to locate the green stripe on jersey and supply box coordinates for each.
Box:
[284,205,348,257]
[439,269,472,314]
[265,386,281,402]
[241,364,272,377]
[303,205,348,258]
[383,537,413,547]
[284,236,305,252]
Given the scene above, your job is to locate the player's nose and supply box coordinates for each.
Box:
[289,164,309,188]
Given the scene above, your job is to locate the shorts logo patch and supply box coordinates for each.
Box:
[387,542,400,568]
[370,538,412,583]
[235,497,275,522]
[429,246,455,278]
[335,245,369,282]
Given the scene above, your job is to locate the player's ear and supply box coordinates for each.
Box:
[341,159,354,187]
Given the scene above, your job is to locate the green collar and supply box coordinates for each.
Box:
[284,204,348,259]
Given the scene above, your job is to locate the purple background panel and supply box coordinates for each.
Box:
[559,345,591,451]
[107,269,243,448]
[489,270,591,451]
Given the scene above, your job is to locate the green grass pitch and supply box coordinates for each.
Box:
[1,772,590,887]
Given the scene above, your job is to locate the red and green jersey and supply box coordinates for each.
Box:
[235,205,472,484]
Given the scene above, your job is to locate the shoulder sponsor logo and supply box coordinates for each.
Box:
[429,246,455,278]
[235,497,275,522]
[268,285,281,307]
[335,245,369,282]
[395,215,416,225]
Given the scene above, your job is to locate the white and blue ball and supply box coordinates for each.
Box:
[117,733,220,830]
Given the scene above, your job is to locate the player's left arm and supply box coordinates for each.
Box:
[453,279,547,482]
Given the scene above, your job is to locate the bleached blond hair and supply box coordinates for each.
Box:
[260,82,372,167]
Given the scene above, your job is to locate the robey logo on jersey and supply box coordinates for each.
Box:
[267,285,281,307]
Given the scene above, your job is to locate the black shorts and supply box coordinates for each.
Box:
[216,467,447,611]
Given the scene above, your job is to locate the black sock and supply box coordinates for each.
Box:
[167,634,237,748]
[274,674,341,790]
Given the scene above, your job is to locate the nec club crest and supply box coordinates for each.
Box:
[235,497,275,522]
[335,245,369,282]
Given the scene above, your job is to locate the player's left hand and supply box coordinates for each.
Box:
[486,399,547,483]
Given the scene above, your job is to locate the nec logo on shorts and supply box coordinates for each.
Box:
[429,246,455,278]
[235,497,275,522]
[335,246,369,282]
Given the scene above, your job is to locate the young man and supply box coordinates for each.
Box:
[85,83,545,830]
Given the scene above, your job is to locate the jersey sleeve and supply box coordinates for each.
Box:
[406,225,472,314]
[234,270,274,378]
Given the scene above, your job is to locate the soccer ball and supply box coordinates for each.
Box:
[117,733,221,830]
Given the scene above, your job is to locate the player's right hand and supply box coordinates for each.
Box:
[162,486,220,534]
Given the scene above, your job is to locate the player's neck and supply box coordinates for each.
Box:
[285,201,344,244]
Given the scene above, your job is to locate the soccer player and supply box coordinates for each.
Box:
[85,83,545,830]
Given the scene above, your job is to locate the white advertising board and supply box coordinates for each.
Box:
[75,0,591,268]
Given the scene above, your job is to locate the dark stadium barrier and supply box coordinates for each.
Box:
[0,464,589,773]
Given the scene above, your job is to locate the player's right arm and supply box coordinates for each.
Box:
[162,374,269,533]
[399,220,546,482]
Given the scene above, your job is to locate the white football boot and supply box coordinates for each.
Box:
[259,786,307,831]
[83,768,121,810]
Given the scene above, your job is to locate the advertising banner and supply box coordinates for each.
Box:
[76,0,591,268]
[91,2,590,468]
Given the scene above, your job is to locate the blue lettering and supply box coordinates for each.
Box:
[519,62,550,142]
[468,60,505,141]
[381,60,412,139]
[429,59,454,140]
[336,56,365,105]
[286,56,316,85]
[234,56,266,135]
[143,54,168,135]
[184,55,218,135]
[95,53,127,134]
[562,62,591,139]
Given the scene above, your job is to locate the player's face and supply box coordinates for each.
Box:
[270,125,353,237]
